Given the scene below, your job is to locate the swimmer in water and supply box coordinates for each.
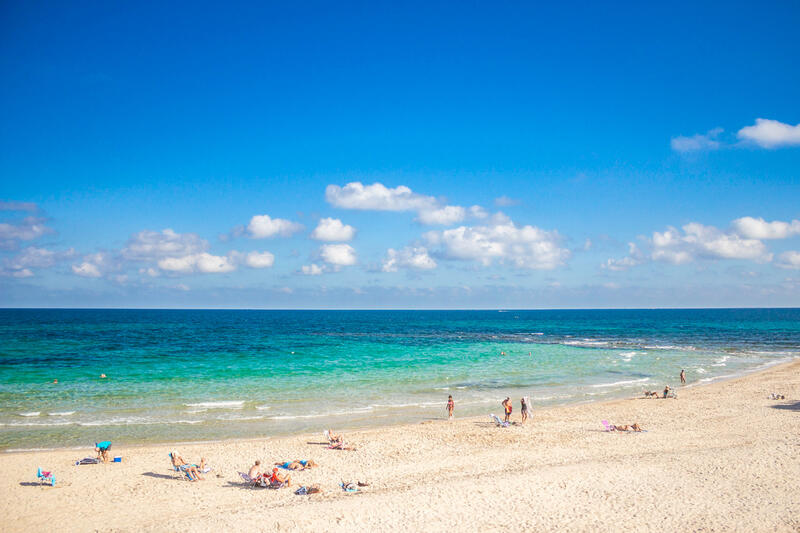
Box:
[100,374,107,378]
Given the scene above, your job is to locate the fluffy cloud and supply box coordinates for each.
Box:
[325,182,436,212]
[416,205,466,225]
[319,244,357,266]
[311,218,356,241]
[731,216,800,240]
[603,243,645,271]
[246,215,303,239]
[158,252,236,274]
[737,119,800,149]
[72,262,102,278]
[651,223,771,264]
[382,246,437,272]
[301,264,324,275]
[244,251,275,268]
[670,128,723,153]
[121,229,207,261]
[6,246,75,271]
[0,216,52,249]
[424,216,570,269]
[325,181,485,226]
[72,252,115,278]
[776,251,800,270]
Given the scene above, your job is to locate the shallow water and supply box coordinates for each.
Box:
[1,308,798,450]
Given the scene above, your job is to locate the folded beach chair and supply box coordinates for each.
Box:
[490,414,510,428]
[36,467,55,486]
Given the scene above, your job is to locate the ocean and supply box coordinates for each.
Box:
[0,308,798,451]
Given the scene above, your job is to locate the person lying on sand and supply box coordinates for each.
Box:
[613,423,644,432]
[171,451,205,480]
[266,467,291,487]
[275,460,317,470]
[643,390,659,398]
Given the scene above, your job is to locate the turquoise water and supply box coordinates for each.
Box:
[1,309,798,450]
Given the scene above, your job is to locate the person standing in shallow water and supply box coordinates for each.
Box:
[446,395,454,420]
[680,369,686,385]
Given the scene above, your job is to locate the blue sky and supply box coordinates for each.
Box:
[1,1,799,308]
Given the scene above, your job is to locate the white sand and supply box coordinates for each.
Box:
[1,360,798,532]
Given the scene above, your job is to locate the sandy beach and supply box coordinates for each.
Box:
[1,360,798,532]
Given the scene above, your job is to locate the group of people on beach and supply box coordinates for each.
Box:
[446,395,530,424]
[247,459,318,487]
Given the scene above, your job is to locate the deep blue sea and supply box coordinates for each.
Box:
[1,308,798,450]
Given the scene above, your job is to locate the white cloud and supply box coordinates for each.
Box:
[670,128,723,153]
[382,246,437,272]
[424,217,570,269]
[325,182,436,212]
[311,217,356,241]
[326,181,487,226]
[158,252,237,274]
[737,118,800,149]
[417,205,466,225]
[603,242,644,271]
[11,268,33,278]
[319,244,357,266]
[72,262,102,278]
[731,216,800,240]
[246,214,303,239]
[776,251,800,270]
[71,252,116,278]
[5,246,76,273]
[0,216,52,248]
[651,223,771,264]
[244,251,275,268]
[301,264,324,275]
[122,229,207,261]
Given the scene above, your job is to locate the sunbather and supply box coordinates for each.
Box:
[631,423,644,432]
[275,459,317,470]
[643,390,659,398]
[327,429,343,445]
[171,451,205,480]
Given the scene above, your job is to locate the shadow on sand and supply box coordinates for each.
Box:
[771,401,800,412]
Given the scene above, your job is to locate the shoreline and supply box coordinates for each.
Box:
[4,355,795,455]
[2,358,798,531]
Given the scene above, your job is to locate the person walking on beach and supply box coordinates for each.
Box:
[446,395,454,420]
[520,397,529,424]
[502,397,512,422]
[680,369,686,384]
